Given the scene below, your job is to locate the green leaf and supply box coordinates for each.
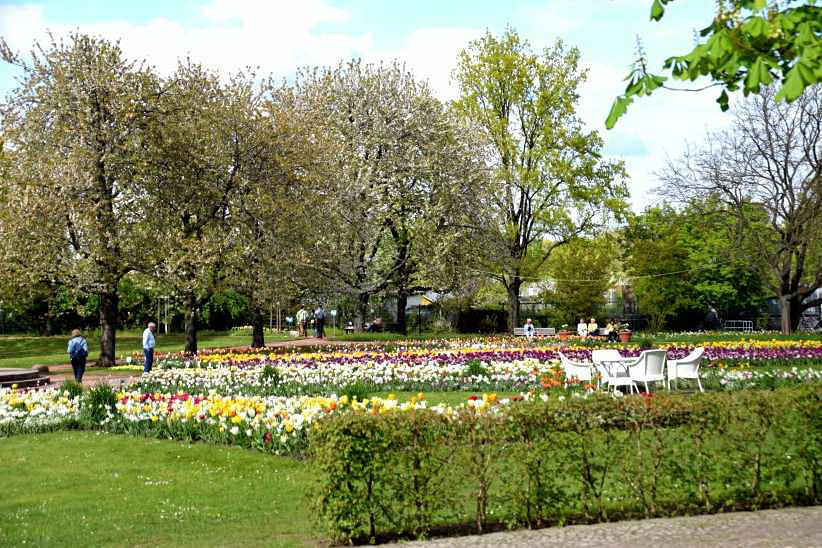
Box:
[775,64,806,102]
[650,0,665,21]
[605,95,633,129]
[743,17,768,38]
[716,89,729,111]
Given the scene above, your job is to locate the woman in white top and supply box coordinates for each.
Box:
[577,318,588,337]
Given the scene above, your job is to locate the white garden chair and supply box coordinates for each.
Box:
[558,352,594,386]
[627,349,668,393]
[667,347,705,392]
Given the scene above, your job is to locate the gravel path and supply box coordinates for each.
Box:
[402,506,822,547]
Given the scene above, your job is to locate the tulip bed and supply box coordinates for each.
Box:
[131,337,822,397]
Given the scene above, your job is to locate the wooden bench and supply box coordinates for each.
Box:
[513,327,556,337]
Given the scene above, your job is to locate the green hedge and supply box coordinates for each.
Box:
[309,385,822,544]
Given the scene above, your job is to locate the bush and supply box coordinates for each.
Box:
[309,383,822,544]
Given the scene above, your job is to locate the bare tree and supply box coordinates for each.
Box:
[661,85,822,333]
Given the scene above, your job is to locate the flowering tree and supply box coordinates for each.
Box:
[0,34,162,364]
[294,60,490,331]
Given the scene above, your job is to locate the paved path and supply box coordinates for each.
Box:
[404,506,822,547]
[42,336,354,387]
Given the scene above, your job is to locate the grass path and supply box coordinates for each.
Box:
[0,432,320,547]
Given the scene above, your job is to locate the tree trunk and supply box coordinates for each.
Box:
[184,292,198,354]
[357,292,370,328]
[250,303,265,348]
[507,278,522,333]
[396,289,408,336]
[779,295,794,335]
[790,295,803,332]
[99,291,118,367]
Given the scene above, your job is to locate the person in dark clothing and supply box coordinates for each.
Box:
[67,329,89,383]
[314,305,326,338]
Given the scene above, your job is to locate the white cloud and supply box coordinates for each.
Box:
[0,0,372,78]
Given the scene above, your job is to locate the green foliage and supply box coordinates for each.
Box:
[623,203,767,330]
[61,380,84,400]
[310,384,822,543]
[81,384,118,424]
[260,364,281,387]
[340,381,371,403]
[464,358,489,377]
[607,1,822,128]
[541,237,617,326]
[636,336,656,349]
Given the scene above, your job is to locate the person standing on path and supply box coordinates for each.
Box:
[296,306,308,337]
[67,329,89,383]
[142,322,157,374]
[314,304,326,339]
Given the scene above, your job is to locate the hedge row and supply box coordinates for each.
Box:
[309,384,822,544]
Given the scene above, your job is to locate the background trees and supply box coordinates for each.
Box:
[454,29,629,331]
[540,237,616,326]
[661,85,821,333]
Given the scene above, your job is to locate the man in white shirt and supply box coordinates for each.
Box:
[523,318,536,341]
[296,306,308,337]
[143,322,157,373]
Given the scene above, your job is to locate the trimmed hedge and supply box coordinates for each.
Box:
[309,384,822,544]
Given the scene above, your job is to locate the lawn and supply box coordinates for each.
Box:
[0,432,319,547]
[0,330,295,369]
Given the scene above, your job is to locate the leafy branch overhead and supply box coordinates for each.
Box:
[606,0,822,129]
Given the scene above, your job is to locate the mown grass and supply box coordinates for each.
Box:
[0,331,295,369]
[0,431,319,547]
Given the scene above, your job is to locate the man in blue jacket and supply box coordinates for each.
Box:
[142,322,157,374]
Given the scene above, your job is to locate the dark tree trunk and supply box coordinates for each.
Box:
[507,278,522,333]
[779,295,805,335]
[184,292,198,354]
[99,291,118,367]
[396,289,408,336]
[250,303,265,348]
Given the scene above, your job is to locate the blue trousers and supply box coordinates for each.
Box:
[70,355,86,383]
[144,348,154,373]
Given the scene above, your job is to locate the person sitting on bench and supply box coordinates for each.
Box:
[523,318,536,340]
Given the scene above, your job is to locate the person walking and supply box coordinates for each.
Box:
[296,306,308,337]
[67,329,89,383]
[314,304,326,339]
[142,322,157,374]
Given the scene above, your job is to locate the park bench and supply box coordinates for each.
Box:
[513,327,556,337]
[723,320,753,332]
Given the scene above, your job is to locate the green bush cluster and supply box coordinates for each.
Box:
[309,384,822,544]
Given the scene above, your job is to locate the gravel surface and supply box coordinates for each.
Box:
[402,506,822,547]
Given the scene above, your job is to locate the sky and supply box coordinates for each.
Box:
[0,0,736,211]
